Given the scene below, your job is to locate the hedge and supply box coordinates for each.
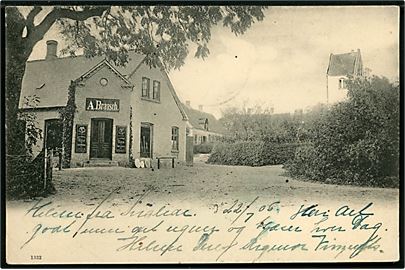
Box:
[284,143,399,188]
[194,143,214,154]
[207,141,303,166]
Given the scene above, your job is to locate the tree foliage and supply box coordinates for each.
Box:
[219,103,328,143]
[54,6,266,69]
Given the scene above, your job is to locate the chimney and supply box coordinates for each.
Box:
[198,105,203,111]
[186,100,191,107]
[46,40,58,60]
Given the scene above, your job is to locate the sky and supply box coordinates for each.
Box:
[28,6,399,118]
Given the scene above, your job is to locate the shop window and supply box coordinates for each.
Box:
[142,77,150,98]
[171,127,179,151]
[153,80,160,101]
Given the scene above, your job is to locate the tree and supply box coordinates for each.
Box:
[220,103,305,143]
[5,5,266,193]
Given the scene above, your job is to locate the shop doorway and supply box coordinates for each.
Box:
[140,123,153,158]
[90,118,113,159]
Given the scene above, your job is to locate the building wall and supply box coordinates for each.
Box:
[128,63,187,162]
[327,75,349,104]
[71,65,132,166]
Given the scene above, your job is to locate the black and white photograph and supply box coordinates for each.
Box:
[2,3,402,265]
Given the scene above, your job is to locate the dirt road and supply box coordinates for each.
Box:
[31,162,399,207]
[6,162,400,264]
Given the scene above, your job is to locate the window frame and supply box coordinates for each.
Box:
[152,80,161,101]
[142,77,151,98]
[338,78,346,89]
[171,126,179,151]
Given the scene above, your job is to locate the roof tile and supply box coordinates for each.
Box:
[327,50,361,76]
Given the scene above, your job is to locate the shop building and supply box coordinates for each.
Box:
[19,40,188,167]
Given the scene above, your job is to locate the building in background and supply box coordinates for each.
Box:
[326,49,363,104]
[19,40,188,167]
[182,101,225,145]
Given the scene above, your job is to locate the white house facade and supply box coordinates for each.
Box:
[326,49,363,104]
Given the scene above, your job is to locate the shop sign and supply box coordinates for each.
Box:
[75,124,87,153]
[115,126,127,153]
[86,98,120,112]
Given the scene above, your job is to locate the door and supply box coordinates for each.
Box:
[140,123,153,158]
[90,118,113,159]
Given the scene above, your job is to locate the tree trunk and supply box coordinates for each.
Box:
[5,7,33,157]
[5,9,37,198]
[6,48,30,156]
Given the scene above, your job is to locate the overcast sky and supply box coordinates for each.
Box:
[28,6,399,118]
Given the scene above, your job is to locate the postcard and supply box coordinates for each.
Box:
[3,4,401,265]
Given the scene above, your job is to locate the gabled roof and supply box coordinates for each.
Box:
[81,59,133,85]
[182,104,226,134]
[19,51,144,109]
[327,49,363,76]
[162,72,188,121]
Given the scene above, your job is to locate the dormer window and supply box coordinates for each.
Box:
[338,78,346,89]
[204,119,209,131]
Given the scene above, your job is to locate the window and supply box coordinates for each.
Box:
[338,78,346,89]
[171,127,179,151]
[194,134,198,144]
[142,77,150,98]
[153,80,160,101]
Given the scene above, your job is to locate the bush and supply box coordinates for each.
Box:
[208,141,302,166]
[7,151,55,199]
[285,76,399,188]
[194,143,214,154]
[284,144,327,180]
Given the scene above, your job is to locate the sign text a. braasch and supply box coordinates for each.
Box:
[86,98,120,112]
